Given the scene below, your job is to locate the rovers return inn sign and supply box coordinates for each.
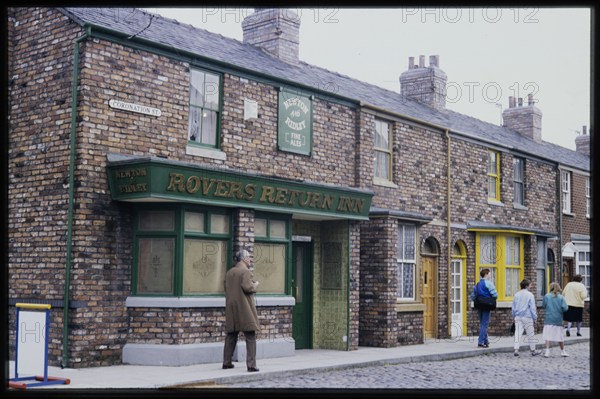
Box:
[278,88,313,156]
[106,156,373,220]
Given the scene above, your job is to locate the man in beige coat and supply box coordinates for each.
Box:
[222,248,260,372]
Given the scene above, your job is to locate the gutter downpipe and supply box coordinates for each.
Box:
[445,130,452,337]
[63,25,90,369]
[558,165,563,286]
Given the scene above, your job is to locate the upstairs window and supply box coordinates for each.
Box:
[189,68,221,147]
[374,119,392,182]
[586,176,591,218]
[513,157,525,206]
[488,150,500,202]
[561,171,571,213]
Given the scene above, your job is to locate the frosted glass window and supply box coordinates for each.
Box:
[138,210,174,231]
[253,243,286,294]
[184,212,205,233]
[270,220,287,239]
[210,214,229,234]
[183,239,227,294]
[137,238,174,294]
[255,218,267,237]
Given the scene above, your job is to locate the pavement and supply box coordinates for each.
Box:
[6,327,590,390]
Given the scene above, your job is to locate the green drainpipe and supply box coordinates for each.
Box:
[346,221,350,351]
[63,25,90,369]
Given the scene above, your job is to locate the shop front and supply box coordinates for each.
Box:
[106,154,372,365]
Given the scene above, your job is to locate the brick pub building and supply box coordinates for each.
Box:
[7,7,590,368]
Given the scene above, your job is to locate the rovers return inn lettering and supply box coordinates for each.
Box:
[108,161,371,219]
[166,173,365,214]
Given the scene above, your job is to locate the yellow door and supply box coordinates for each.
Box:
[422,257,436,339]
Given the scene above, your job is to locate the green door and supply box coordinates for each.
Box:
[292,241,312,349]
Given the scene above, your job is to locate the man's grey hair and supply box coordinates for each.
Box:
[235,249,250,262]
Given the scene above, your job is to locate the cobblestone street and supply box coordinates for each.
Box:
[221,342,590,390]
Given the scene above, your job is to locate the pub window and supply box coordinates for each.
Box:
[254,215,290,294]
[374,119,392,182]
[133,206,231,296]
[188,68,221,147]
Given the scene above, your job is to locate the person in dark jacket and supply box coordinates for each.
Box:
[471,268,498,348]
[222,248,261,372]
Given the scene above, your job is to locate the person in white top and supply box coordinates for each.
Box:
[562,274,588,337]
[511,279,541,356]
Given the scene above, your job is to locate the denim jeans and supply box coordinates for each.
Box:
[478,309,491,345]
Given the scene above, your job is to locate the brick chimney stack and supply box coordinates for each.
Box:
[242,8,300,65]
[502,94,543,142]
[399,54,447,111]
[575,125,590,156]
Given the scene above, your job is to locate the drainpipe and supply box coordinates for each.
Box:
[63,25,90,369]
[445,130,452,337]
[558,166,563,285]
[346,221,351,351]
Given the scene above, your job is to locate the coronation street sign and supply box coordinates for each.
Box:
[109,99,162,117]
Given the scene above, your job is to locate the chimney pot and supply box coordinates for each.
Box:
[583,125,587,135]
[419,55,425,68]
[429,55,439,68]
[409,57,415,69]
[508,96,515,108]
[527,94,534,106]
[518,97,523,107]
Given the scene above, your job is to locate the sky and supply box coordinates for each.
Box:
[145,7,591,151]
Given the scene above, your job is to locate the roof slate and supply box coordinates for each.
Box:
[60,7,590,172]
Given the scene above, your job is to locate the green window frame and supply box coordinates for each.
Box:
[476,232,524,300]
[188,68,221,148]
[374,119,392,181]
[133,205,232,296]
[253,214,291,295]
[487,150,500,201]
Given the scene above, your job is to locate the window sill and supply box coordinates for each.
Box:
[126,295,295,308]
[513,203,528,211]
[395,302,426,312]
[373,177,398,188]
[469,300,512,309]
[562,212,575,217]
[186,145,227,160]
[487,199,504,207]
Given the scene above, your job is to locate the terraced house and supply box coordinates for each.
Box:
[7,7,591,368]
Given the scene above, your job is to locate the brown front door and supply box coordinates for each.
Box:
[422,256,436,339]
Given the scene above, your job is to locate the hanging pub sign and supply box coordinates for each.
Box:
[278,88,313,156]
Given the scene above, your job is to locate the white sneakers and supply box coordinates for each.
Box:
[543,349,569,357]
